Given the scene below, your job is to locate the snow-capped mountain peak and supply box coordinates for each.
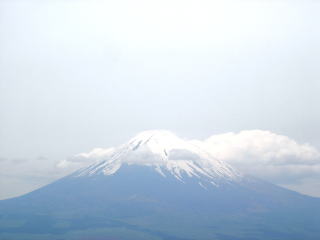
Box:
[126,130,211,161]
[75,130,241,184]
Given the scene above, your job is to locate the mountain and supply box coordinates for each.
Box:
[1,130,320,240]
[75,130,241,183]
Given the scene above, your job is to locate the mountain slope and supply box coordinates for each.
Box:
[1,130,320,240]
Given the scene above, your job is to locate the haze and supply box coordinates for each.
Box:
[0,0,319,199]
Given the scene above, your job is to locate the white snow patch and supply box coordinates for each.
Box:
[199,182,208,190]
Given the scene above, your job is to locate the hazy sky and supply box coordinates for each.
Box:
[1,0,320,199]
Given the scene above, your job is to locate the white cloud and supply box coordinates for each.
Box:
[56,147,115,170]
[195,130,320,195]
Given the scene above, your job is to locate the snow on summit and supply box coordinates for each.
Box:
[75,130,242,183]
